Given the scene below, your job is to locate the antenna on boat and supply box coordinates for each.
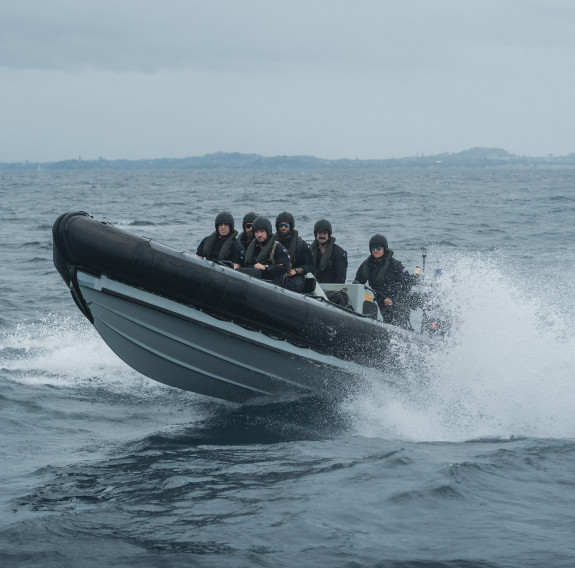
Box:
[413,247,427,283]
[418,247,429,334]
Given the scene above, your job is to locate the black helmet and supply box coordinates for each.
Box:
[275,211,295,230]
[242,211,258,229]
[369,233,388,251]
[252,216,273,237]
[314,218,332,237]
[215,211,234,231]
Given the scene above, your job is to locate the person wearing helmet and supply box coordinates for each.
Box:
[274,211,314,293]
[239,211,258,250]
[311,218,348,284]
[195,211,245,269]
[242,217,290,287]
[353,234,413,329]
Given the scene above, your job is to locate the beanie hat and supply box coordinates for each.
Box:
[369,233,388,251]
[314,219,332,237]
[215,211,234,231]
[252,216,273,237]
[275,211,295,229]
[242,211,258,228]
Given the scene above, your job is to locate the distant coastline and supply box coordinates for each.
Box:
[2,147,575,171]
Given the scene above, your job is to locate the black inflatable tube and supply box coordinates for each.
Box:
[52,212,395,365]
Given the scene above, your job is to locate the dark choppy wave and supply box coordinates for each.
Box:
[1,168,574,567]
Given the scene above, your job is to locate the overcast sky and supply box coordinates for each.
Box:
[1,0,574,162]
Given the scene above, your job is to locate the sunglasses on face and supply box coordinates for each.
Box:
[244,223,253,228]
[370,246,383,251]
[278,223,290,229]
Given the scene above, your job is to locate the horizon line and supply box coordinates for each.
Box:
[3,146,575,165]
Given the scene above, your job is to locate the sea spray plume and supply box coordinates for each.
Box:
[341,250,575,442]
[425,252,575,439]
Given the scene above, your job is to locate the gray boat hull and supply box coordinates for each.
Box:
[76,271,361,403]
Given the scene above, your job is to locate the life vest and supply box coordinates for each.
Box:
[202,229,239,261]
[358,249,394,288]
[311,236,335,276]
[245,235,280,267]
[276,230,300,269]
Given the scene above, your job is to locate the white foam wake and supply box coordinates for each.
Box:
[0,314,174,398]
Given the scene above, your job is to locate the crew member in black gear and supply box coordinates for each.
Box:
[353,234,413,329]
[242,217,290,287]
[238,211,258,250]
[274,211,315,293]
[195,211,245,269]
[311,218,348,284]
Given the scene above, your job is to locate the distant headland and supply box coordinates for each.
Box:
[2,147,574,171]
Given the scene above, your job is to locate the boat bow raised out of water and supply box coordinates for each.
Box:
[52,211,431,403]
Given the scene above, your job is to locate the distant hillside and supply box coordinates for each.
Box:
[2,147,575,171]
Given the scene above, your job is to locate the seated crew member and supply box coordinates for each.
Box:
[274,211,315,293]
[243,216,290,287]
[195,211,245,269]
[311,218,348,284]
[353,234,413,329]
[239,211,258,250]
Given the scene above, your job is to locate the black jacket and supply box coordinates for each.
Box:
[353,250,414,329]
[244,235,290,284]
[353,250,413,329]
[276,230,315,274]
[311,237,348,283]
[196,230,245,265]
[353,251,412,302]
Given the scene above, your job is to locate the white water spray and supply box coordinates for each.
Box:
[345,251,575,441]
[0,314,182,400]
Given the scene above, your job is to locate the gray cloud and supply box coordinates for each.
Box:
[3,1,574,72]
[1,0,575,162]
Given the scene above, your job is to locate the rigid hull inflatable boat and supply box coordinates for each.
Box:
[52,212,430,403]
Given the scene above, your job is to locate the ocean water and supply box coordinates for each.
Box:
[1,167,574,567]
